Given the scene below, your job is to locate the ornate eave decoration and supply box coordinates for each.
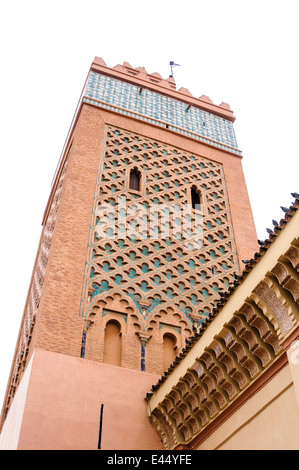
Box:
[147,194,299,450]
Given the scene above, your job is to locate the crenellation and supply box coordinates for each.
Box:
[0,57,267,451]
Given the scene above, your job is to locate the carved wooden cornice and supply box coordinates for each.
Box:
[147,195,299,450]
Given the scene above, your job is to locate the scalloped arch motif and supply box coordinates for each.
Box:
[79,125,239,331]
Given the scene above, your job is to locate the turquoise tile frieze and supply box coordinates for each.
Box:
[83,72,241,156]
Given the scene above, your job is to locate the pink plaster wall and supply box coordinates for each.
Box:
[8,349,162,450]
[0,356,33,450]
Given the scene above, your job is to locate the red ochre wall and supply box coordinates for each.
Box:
[35,104,258,363]
[0,349,162,450]
[1,71,258,449]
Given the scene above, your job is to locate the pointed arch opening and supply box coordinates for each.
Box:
[163,333,177,370]
[129,168,141,191]
[103,320,122,366]
[191,186,202,211]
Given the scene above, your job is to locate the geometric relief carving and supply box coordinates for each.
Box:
[272,261,299,303]
[284,245,299,270]
[79,125,239,336]
[149,237,299,448]
[1,151,70,427]
[238,301,282,356]
[150,288,286,449]
[147,195,299,450]
[150,409,177,450]
[253,280,294,338]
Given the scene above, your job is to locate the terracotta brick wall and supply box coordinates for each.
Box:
[2,99,258,427]
[0,61,259,442]
[34,103,258,372]
[35,105,105,356]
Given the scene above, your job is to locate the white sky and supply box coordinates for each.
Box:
[0,0,298,413]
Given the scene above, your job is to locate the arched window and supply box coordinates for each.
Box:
[129,168,141,191]
[103,320,122,366]
[163,333,177,370]
[191,186,201,210]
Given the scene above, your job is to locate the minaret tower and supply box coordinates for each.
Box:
[0,58,257,450]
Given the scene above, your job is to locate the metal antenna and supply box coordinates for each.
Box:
[169,61,180,79]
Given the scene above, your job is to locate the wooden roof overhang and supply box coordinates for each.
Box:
[147,195,299,449]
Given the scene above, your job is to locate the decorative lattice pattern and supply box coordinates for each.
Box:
[149,236,299,449]
[1,153,70,426]
[79,126,239,333]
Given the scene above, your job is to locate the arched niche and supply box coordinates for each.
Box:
[163,332,177,370]
[103,319,122,366]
